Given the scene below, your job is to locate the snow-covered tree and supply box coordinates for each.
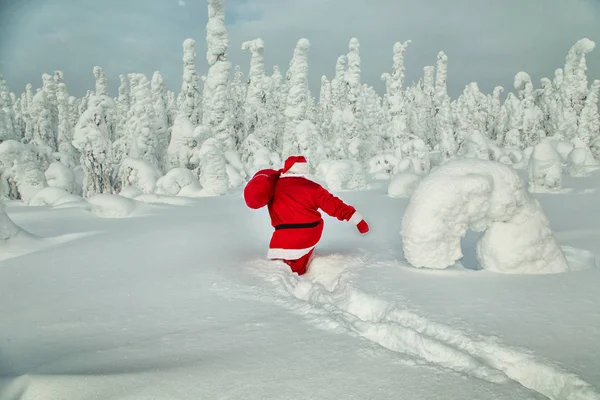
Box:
[577,80,600,145]
[514,72,544,147]
[0,74,17,142]
[382,41,411,152]
[196,138,229,195]
[126,74,160,168]
[178,39,202,125]
[282,38,312,159]
[242,39,267,143]
[230,66,247,146]
[93,66,109,97]
[343,38,367,161]
[56,77,77,166]
[115,75,130,142]
[72,103,114,197]
[151,71,170,171]
[22,84,35,143]
[203,0,235,151]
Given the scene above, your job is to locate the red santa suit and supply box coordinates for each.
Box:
[266,156,369,275]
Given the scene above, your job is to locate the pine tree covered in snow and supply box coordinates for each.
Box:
[127,74,160,168]
[382,41,411,152]
[242,39,268,145]
[151,71,170,171]
[73,101,114,197]
[577,80,600,145]
[0,74,16,142]
[433,52,457,160]
[203,0,235,151]
[514,72,544,147]
[178,39,202,126]
[115,75,130,142]
[56,74,77,166]
[93,66,109,97]
[283,39,312,159]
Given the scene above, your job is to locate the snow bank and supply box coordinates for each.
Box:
[117,158,162,194]
[87,194,143,218]
[45,162,79,194]
[155,168,202,196]
[118,186,144,199]
[29,187,83,207]
[316,160,367,191]
[401,159,568,274]
[0,201,21,243]
[528,140,562,193]
[388,173,421,198]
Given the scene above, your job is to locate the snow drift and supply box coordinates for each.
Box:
[401,159,568,274]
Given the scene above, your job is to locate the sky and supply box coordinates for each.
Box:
[0,0,599,99]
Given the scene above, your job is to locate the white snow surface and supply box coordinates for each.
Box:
[402,159,568,274]
[1,171,600,400]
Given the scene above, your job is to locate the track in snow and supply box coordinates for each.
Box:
[250,254,600,400]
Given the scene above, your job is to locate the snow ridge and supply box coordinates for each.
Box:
[251,256,600,400]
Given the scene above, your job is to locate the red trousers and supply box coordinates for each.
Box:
[283,249,314,275]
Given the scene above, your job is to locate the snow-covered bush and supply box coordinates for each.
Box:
[240,134,279,175]
[316,160,367,191]
[117,158,162,194]
[388,173,421,198]
[167,113,197,170]
[458,131,490,160]
[401,159,568,274]
[397,139,430,174]
[550,140,575,163]
[565,138,599,177]
[29,187,82,207]
[196,138,229,195]
[0,140,47,203]
[45,162,79,195]
[528,140,563,193]
[156,168,202,196]
[369,154,400,179]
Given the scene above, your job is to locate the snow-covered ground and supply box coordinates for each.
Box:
[1,172,599,400]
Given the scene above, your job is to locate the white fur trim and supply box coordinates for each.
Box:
[284,162,309,176]
[268,246,315,260]
[348,212,363,226]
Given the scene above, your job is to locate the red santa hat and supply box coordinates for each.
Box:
[282,156,308,174]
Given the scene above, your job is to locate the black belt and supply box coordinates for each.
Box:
[274,221,321,230]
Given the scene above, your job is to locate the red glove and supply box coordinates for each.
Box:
[357,220,369,234]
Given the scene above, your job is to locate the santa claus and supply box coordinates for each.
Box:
[245,155,369,275]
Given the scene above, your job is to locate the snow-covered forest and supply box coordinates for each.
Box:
[0,0,598,203]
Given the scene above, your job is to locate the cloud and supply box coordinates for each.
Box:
[0,0,599,98]
[178,0,186,7]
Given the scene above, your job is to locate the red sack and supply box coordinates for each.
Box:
[244,169,281,209]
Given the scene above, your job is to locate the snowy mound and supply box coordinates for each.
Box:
[87,194,144,218]
[118,186,144,199]
[401,159,568,274]
[29,187,84,207]
[388,173,421,198]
